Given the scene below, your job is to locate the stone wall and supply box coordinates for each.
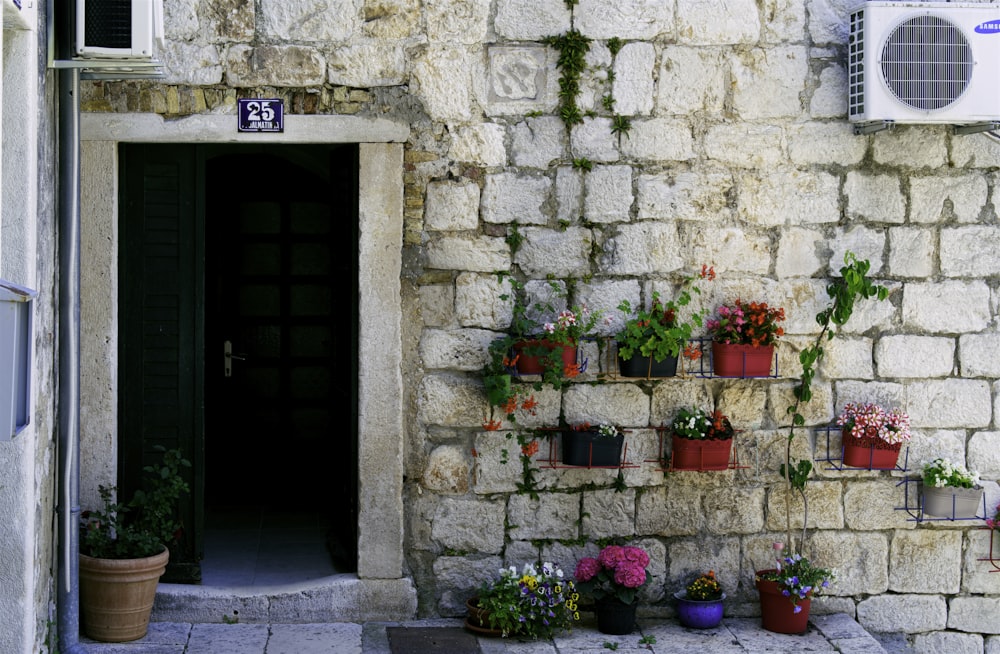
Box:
[81,0,1000,648]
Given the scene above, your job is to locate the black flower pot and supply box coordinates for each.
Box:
[562,430,624,467]
[617,353,678,378]
[596,597,637,635]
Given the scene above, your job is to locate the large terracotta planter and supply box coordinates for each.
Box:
[513,340,576,375]
[671,434,732,471]
[563,430,624,467]
[617,352,678,378]
[922,484,984,519]
[595,597,637,635]
[79,547,169,642]
[673,591,725,629]
[755,569,811,634]
[841,429,902,469]
[712,342,774,378]
[465,597,504,637]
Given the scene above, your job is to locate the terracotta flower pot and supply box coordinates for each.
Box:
[79,547,169,642]
[671,434,732,471]
[755,569,811,634]
[712,342,774,378]
[513,340,577,375]
[464,597,504,636]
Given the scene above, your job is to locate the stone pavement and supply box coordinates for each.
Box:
[77,613,889,653]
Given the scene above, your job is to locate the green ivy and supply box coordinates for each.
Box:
[782,251,888,553]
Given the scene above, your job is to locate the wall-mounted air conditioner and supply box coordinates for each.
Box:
[848,2,1000,133]
[75,0,162,59]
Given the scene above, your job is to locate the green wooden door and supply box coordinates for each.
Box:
[119,143,360,580]
[119,144,204,581]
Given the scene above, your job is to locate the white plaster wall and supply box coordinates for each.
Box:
[1,1,56,651]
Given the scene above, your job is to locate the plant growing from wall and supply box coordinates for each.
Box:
[781,252,888,553]
[543,30,591,130]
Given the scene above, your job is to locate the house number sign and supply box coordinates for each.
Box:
[237,99,284,133]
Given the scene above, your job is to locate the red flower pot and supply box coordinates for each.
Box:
[755,570,811,634]
[513,340,577,375]
[712,342,774,378]
[841,429,902,469]
[671,435,732,471]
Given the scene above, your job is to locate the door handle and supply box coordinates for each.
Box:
[224,340,246,377]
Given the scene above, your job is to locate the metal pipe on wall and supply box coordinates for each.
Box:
[54,22,88,654]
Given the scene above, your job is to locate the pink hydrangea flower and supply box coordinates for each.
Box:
[597,545,625,569]
[613,562,647,588]
[621,546,649,568]
[574,557,600,582]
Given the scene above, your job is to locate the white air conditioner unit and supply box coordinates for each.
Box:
[848,1,1000,132]
[75,0,163,59]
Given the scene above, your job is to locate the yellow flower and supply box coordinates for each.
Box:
[520,575,537,589]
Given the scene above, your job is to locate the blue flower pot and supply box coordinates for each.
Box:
[673,591,725,629]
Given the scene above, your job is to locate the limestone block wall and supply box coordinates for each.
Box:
[78,0,1000,648]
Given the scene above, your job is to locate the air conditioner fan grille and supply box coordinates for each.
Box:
[880,15,973,111]
[83,0,132,49]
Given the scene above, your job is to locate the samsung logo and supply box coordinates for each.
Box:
[975,20,1000,34]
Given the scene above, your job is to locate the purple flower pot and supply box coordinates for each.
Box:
[673,591,725,629]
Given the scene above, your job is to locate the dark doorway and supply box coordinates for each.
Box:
[119,144,360,582]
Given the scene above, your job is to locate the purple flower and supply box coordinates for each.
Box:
[793,605,802,614]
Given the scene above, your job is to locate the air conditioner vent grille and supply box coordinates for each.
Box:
[83,0,132,49]
[880,14,973,111]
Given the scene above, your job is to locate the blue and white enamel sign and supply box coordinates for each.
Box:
[238,99,284,132]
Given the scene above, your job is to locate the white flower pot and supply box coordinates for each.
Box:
[921,484,984,519]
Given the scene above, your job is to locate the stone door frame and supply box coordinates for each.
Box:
[79,113,409,582]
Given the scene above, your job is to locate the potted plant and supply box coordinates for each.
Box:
[79,446,191,642]
[615,267,713,378]
[755,553,834,634]
[574,544,651,635]
[674,570,725,629]
[466,561,579,639]
[514,304,601,376]
[920,457,984,519]
[669,407,735,471]
[835,402,911,469]
[481,279,601,428]
[706,299,785,377]
[562,422,624,467]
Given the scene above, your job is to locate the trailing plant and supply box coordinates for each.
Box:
[782,251,888,553]
[506,430,543,499]
[482,277,585,426]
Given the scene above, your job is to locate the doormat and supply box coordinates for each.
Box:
[386,627,480,654]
